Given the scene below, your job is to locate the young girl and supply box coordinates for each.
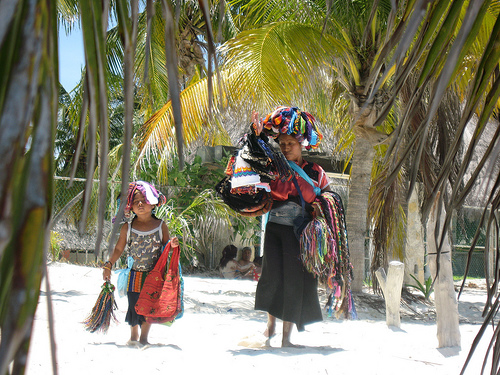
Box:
[102,181,179,346]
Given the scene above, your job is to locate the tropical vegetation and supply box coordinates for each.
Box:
[1,0,499,374]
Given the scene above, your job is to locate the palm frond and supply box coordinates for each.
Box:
[0,1,58,373]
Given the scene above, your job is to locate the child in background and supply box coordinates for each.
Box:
[252,256,263,281]
[102,181,179,346]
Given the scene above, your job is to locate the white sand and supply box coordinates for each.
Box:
[27,263,493,374]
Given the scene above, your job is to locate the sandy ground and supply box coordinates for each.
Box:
[26,263,495,375]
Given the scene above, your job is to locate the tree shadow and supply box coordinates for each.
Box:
[437,346,461,358]
[389,326,407,333]
[229,345,344,357]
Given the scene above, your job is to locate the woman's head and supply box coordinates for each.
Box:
[278,134,303,163]
[260,106,323,150]
[241,246,253,261]
[219,245,238,268]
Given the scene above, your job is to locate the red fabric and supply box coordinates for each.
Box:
[135,242,182,324]
[270,161,330,203]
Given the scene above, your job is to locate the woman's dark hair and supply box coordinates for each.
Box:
[219,245,238,268]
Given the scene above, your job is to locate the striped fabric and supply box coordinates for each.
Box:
[127,269,147,293]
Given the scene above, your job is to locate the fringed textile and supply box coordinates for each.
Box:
[215,124,293,217]
[299,191,356,319]
[83,281,118,333]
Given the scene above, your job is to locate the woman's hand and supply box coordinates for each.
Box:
[312,202,322,219]
[251,111,263,135]
[171,236,180,248]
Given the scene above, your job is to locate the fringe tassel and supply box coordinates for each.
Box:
[83,281,118,333]
[300,192,356,319]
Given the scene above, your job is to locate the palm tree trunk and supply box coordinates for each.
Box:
[427,196,461,348]
[346,136,375,292]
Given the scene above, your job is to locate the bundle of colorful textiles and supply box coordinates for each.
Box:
[261,106,323,150]
[83,281,118,333]
[216,123,295,217]
[237,129,293,183]
[299,191,356,319]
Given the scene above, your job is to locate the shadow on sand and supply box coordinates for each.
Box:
[92,342,182,351]
[229,345,344,357]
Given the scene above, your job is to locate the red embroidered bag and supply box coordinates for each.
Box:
[135,242,183,323]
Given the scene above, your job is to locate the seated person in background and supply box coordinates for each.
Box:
[219,245,254,279]
[238,247,256,280]
[252,256,263,281]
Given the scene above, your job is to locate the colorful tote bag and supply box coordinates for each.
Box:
[135,241,183,324]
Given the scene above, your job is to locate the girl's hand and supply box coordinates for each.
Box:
[103,268,111,281]
[171,236,180,248]
[312,202,322,219]
[102,261,112,281]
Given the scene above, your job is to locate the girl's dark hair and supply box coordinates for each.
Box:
[219,245,238,268]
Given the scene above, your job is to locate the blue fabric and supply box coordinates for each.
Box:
[287,161,321,196]
[115,256,134,298]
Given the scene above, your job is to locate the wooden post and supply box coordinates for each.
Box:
[375,261,405,328]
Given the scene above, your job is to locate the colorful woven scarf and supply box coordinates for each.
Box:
[261,106,323,150]
[125,181,166,218]
[299,191,356,319]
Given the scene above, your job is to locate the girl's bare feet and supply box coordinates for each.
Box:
[130,325,139,342]
[139,322,152,345]
[281,340,305,348]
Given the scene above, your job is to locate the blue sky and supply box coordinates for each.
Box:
[58,27,85,92]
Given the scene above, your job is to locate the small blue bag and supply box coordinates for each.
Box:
[115,256,134,298]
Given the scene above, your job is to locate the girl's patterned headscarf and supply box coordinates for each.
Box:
[260,106,323,150]
[125,181,166,218]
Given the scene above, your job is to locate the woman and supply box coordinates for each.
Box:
[254,107,331,347]
[238,246,256,280]
[219,245,254,279]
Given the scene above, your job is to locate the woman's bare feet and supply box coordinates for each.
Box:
[282,321,303,348]
[264,314,276,338]
[281,340,305,348]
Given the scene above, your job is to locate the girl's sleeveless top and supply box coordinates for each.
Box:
[127,220,164,272]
